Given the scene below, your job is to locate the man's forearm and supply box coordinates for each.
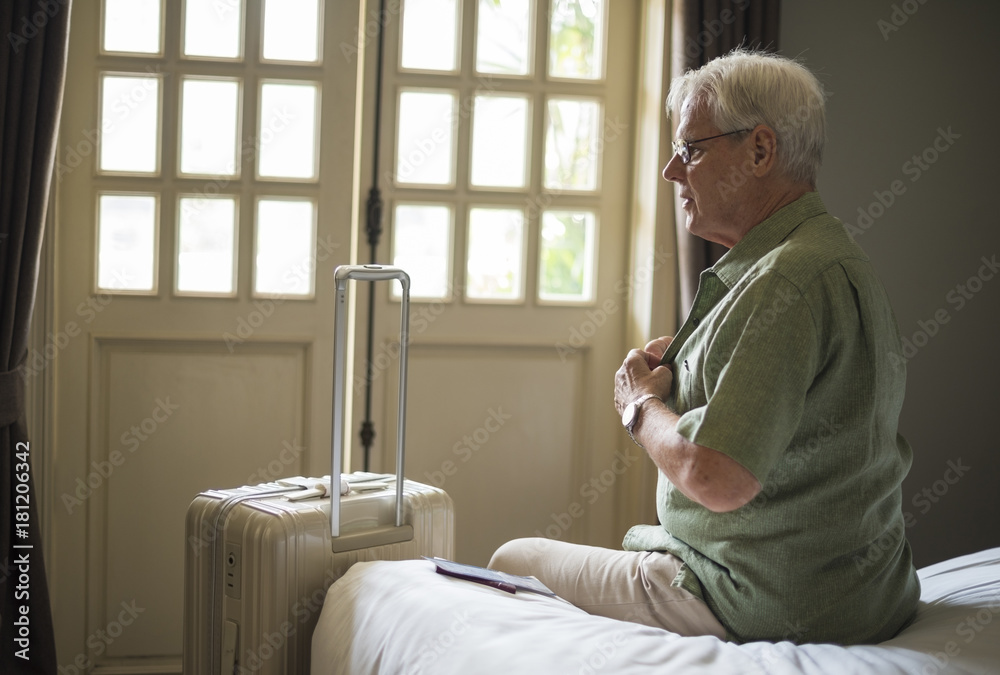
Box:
[632,401,762,513]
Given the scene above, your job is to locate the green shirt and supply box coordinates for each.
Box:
[623,192,920,645]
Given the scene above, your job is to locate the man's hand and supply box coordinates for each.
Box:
[614,336,674,417]
[642,336,673,370]
[613,335,762,513]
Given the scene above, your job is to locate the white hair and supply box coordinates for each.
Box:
[667,48,827,185]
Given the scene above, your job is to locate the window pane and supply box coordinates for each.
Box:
[262,0,320,62]
[392,205,452,300]
[545,98,601,191]
[549,0,604,80]
[395,90,457,186]
[100,75,160,173]
[471,95,529,188]
[401,0,459,71]
[177,197,237,294]
[255,199,316,296]
[466,208,524,301]
[258,82,319,180]
[538,210,596,302]
[103,0,161,54]
[98,195,157,292]
[183,0,242,59]
[476,0,532,76]
[180,78,240,176]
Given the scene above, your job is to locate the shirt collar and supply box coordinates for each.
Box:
[711,192,828,289]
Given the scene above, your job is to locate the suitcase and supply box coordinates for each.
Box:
[182,265,455,675]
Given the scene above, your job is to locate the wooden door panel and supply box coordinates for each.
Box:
[391,343,586,566]
[89,339,307,658]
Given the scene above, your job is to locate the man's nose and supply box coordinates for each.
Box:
[662,152,684,182]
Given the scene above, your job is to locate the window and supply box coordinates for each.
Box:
[95,0,324,298]
[389,0,607,304]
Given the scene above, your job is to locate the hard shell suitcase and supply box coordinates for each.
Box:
[182,265,454,675]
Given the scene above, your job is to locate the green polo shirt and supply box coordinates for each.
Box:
[623,192,920,645]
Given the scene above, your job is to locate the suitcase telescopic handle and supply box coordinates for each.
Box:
[330,265,414,552]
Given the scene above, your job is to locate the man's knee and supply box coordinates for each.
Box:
[488,537,552,573]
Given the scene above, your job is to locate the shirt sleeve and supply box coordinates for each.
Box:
[673,270,821,483]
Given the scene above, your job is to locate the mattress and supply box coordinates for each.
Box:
[311,547,1000,674]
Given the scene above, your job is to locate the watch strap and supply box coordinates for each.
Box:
[624,393,661,445]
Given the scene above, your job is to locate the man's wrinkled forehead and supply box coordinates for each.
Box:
[676,96,716,138]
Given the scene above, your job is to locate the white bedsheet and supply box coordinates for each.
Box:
[311,547,1000,674]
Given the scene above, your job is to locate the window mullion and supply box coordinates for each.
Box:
[524,0,553,304]
[162,1,182,298]
[239,1,262,301]
[454,81,471,295]
[452,0,476,301]
[237,71,257,300]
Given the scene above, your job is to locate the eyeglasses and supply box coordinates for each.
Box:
[671,129,753,165]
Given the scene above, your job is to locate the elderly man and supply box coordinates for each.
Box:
[490,49,920,645]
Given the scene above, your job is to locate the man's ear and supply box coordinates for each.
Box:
[749,125,778,177]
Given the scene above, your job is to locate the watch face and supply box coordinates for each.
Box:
[621,402,638,428]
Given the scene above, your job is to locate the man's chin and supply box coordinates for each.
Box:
[685,219,729,247]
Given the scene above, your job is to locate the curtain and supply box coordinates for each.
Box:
[671,0,781,315]
[0,1,72,673]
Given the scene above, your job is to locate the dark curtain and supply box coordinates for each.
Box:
[671,0,781,315]
[0,1,72,673]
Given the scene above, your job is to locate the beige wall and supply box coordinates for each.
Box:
[780,0,1000,567]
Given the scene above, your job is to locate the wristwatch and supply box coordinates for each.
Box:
[621,393,661,445]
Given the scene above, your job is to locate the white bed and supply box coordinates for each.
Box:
[312,547,1000,674]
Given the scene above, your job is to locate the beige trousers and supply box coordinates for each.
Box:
[488,538,727,639]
